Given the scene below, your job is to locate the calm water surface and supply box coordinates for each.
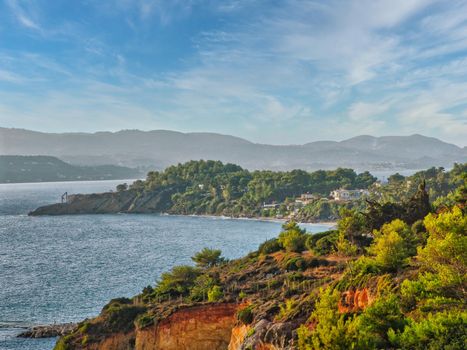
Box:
[0,180,332,350]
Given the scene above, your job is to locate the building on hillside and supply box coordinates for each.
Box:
[294,193,318,207]
[263,203,280,209]
[330,189,369,201]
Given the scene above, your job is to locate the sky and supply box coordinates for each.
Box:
[0,0,467,146]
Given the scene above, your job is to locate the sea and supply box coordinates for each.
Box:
[0,180,332,350]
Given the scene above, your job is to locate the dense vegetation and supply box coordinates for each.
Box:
[0,155,141,183]
[118,160,376,219]
[118,160,465,221]
[58,166,466,349]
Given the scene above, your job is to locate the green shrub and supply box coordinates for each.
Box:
[207,285,223,302]
[277,298,299,321]
[237,305,254,325]
[367,220,413,271]
[312,232,339,255]
[299,287,360,349]
[54,337,71,350]
[81,335,89,346]
[278,221,307,252]
[305,230,336,249]
[135,313,154,329]
[246,327,255,337]
[282,255,307,271]
[155,265,201,298]
[191,248,224,268]
[101,297,132,313]
[258,238,281,254]
[308,257,329,268]
[388,310,467,350]
[418,207,467,294]
[189,274,216,301]
[336,232,358,257]
[337,256,380,290]
[356,295,406,347]
[104,304,147,333]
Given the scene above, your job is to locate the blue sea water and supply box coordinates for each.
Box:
[0,180,332,350]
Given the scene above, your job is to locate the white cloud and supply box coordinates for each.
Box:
[6,0,41,30]
[0,69,25,83]
[348,102,390,122]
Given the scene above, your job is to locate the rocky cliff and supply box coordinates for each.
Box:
[29,187,177,216]
[136,304,238,350]
[54,242,360,350]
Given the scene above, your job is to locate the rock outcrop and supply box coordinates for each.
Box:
[18,323,77,338]
[136,303,238,350]
[29,187,178,216]
[54,244,350,350]
[338,288,373,313]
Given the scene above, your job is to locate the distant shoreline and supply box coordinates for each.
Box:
[0,178,141,186]
[162,213,337,227]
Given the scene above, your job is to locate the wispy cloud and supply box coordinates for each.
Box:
[5,0,41,30]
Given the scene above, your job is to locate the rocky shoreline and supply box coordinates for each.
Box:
[17,323,77,338]
[27,189,337,225]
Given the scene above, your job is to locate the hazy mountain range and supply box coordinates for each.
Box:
[1,127,465,172]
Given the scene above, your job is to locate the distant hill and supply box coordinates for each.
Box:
[0,155,142,183]
[0,128,465,171]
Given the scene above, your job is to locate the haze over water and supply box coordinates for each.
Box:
[0,180,331,350]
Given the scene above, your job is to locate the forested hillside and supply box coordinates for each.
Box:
[119,160,377,218]
[116,161,465,221]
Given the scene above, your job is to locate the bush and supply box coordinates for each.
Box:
[155,265,201,298]
[189,274,216,301]
[305,230,336,249]
[103,304,147,333]
[417,206,467,294]
[135,313,154,329]
[237,305,254,325]
[258,238,282,254]
[368,220,413,272]
[312,232,339,255]
[388,311,467,350]
[207,285,223,302]
[336,232,358,257]
[277,298,299,321]
[191,248,224,268]
[116,183,128,192]
[282,254,307,271]
[300,287,360,349]
[278,221,307,252]
[101,297,133,313]
[356,295,406,347]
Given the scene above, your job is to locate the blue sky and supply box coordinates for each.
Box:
[0,0,467,146]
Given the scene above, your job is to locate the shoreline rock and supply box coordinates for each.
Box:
[17,323,77,338]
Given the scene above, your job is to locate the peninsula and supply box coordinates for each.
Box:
[29,161,464,224]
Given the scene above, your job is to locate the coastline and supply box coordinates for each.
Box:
[161,213,337,228]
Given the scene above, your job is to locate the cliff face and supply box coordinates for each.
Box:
[86,332,135,350]
[29,187,177,216]
[136,304,238,350]
[337,288,373,313]
[228,325,250,350]
[55,243,352,350]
